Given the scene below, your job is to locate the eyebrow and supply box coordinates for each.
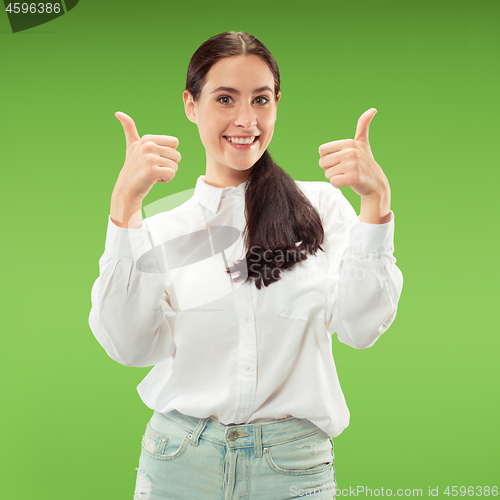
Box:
[209,86,273,95]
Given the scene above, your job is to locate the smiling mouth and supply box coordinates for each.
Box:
[224,136,259,144]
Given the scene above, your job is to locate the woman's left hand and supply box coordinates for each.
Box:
[318,108,390,200]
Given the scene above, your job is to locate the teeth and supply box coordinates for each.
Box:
[226,136,256,144]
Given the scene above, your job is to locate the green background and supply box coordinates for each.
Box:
[1,0,498,498]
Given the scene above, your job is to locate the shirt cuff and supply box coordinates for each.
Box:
[348,210,395,254]
[104,215,151,260]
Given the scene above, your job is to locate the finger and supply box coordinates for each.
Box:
[115,112,140,148]
[318,139,355,157]
[319,151,341,171]
[142,134,180,149]
[144,155,179,173]
[323,164,345,180]
[155,166,177,183]
[329,173,355,189]
[148,144,182,163]
[319,147,362,170]
[151,156,179,172]
[354,108,377,143]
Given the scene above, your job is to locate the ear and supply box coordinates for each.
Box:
[276,91,281,105]
[183,90,197,124]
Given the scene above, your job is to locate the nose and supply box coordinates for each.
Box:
[234,102,257,129]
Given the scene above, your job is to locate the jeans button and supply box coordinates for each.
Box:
[228,429,239,441]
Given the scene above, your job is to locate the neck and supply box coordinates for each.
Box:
[204,164,252,188]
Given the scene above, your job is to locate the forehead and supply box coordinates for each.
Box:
[202,54,274,93]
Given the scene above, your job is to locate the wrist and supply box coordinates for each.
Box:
[360,188,391,224]
[110,191,143,229]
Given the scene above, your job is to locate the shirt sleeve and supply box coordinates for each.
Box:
[318,184,404,349]
[88,215,176,367]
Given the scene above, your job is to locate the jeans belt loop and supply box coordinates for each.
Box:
[190,417,208,446]
[254,425,263,457]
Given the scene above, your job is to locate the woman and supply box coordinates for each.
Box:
[89,31,403,500]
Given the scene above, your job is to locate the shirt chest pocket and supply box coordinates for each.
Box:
[275,252,327,321]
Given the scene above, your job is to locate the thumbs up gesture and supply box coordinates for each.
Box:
[318,109,390,201]
[113,112,181,203]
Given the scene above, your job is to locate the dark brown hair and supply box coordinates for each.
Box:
[185,31,325,289]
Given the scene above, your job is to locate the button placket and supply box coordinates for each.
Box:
[233,282,257,426]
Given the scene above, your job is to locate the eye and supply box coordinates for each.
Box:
[217,96,233,105]
[254,96,270,105]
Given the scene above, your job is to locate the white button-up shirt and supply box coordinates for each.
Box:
[89,175,403,438]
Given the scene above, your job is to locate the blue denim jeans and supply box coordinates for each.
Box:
[134,409,336,499]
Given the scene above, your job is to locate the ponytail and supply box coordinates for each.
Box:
[227,150,325,289]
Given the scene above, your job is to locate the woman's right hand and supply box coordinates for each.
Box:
[113,112,181,202]
[110,112,181,228]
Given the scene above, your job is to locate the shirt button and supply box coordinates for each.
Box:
[239,412,246,420]
[244,363,251,370]
[242,314,249,322]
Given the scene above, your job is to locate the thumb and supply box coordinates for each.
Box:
[354,108,377,143]
[115,111,140,148]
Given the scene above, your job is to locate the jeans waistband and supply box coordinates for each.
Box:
[153,409,325,458]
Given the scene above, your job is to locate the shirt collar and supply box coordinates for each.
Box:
[194,175,247,214]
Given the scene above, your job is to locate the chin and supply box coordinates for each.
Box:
[233,164,257,172]
[226,158,259,171]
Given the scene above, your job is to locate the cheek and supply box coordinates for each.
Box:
[197,121,219,146]
[200,114,227,141]
[262,111,277,132]
[197,128,216,153]
[261,117,277,141]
